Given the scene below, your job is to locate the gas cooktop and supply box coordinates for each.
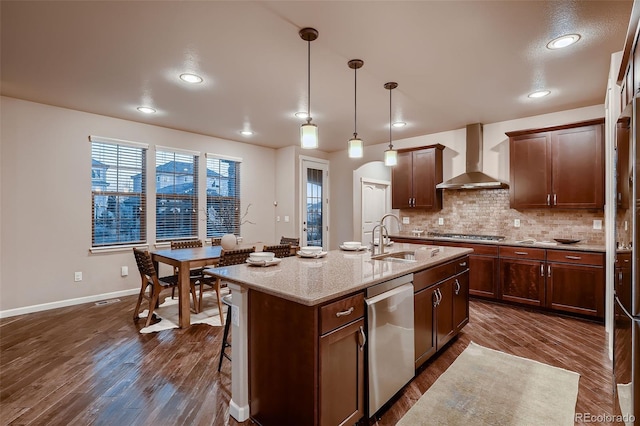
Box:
[427,232,506,241]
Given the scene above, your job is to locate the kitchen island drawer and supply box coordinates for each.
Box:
[499,246,545,260]
[320,292,364,335]
[546,250,604,266]
[414,260,457,292]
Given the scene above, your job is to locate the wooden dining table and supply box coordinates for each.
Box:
[151,245,223,328]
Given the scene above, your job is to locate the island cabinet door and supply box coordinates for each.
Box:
[435,278,455,351]
[414,286,436,369]
[319,319,365,426]
[453,271,469,332]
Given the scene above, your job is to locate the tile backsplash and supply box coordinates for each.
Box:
[400,189,605,245]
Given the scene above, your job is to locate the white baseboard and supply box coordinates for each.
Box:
[0,288,140,318]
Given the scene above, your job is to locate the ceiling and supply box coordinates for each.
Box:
[1,1,633,153]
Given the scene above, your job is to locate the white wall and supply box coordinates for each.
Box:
[329,104,606,248]
[1,97,278,313]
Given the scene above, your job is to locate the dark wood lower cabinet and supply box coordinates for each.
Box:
[414,257,469,369]
[547,263,604,317]
[499,257,546,307]
[319,319,365,426]
[468,255,498,298]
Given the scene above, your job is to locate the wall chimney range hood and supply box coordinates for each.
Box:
[436,123,509,190]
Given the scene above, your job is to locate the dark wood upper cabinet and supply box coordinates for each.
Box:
[392,144,443,210]
[506,119,605,210]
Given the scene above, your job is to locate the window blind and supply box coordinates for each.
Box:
[91,140,147,247]
[206,155,241,237]
[155,149,199,241]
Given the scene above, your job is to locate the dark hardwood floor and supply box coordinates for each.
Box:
[1,296,615,425]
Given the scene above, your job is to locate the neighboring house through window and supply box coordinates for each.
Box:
[155,147,199,241]
[206,153,241,237]
[90,135,147,247]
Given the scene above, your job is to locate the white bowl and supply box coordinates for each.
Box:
[300,246,322,255]
[343,241,361,248]
[250,252,275,262]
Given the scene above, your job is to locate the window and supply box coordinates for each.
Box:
[156,148,199,241]
[90,136,147,247]
[206,154,241,237]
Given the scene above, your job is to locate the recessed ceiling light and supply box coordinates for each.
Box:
[295,111,309,119]
[179,73,203,84]
[528,90,551,98]
[392,121,406,128]
[137,106,156,114]
[240,130,254,136]
[546,34,581,50]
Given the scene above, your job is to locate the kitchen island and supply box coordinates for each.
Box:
[205,242,472,425]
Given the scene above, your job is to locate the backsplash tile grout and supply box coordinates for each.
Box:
[400,189,605,245]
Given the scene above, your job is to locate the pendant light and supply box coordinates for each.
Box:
[347,59,364,158]
[299,27,319,149]
[384,82,398,166]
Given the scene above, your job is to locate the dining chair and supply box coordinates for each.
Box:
[211,237,222,246]
[200,246,255,318]
[263,244,291,258]
[170,239,206,311]
[132,248,198,327]
[280,236,300,246]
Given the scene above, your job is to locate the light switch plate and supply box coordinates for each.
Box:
[514,219,521,228]
[402,217,410,224]
[438,218,444,226]
[593,219,602,230]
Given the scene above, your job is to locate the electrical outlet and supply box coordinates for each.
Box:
[438,218,444,226]
[593,219,602,230]
[276,216,280,222]
[402,217,410,225]
[514,219,521,228]
[121,266,128,277]
[74,271,82,282]
[284,215,290,223]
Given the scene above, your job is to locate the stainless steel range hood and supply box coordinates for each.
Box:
[436,123,509,190]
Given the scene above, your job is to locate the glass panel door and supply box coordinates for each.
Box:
[301,159,329,249]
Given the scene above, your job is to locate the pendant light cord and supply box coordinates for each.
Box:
[354,66,357,136]
[307,39,311,123]
[388,87,393,149]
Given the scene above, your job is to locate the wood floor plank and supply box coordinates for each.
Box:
[1,295,617,425]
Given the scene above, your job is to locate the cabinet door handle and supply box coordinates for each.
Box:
[433,291,439,307]
[514,251,528,255]
[619,272,623,283]
[553,194,557,205]
[438,288,443,304]
[540,264,544,277]
[358,325,366,351]
[454,279,461,295]
[547,265,551,278]
[565,255,582,260]
[547,194,551,206]
[335,307,354,317]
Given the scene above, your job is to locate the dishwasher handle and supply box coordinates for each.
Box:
[365,282,414,305]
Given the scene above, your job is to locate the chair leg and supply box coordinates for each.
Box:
[190,282,199,314]
[133,278,147,320]
[218,302,232,372]
[215,279,223,322]
[145,285,161,328]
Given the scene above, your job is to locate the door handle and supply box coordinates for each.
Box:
[553,194,557,205]
[547,194,551,206]
[565,255,582,260]
[514,251,528,255]
[454,279,461,295]
[547,265,551,278]
[358,325,366,351]
[540,264,544,277]
[437,288,443,305]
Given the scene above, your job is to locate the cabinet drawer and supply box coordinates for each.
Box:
[414,260,457,292]
[456,256,470,274]
[500,246,545,260]
[546,250,604,266]
[320,293,364,335]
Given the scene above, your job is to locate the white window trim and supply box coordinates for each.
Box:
[89,135,149,150]
[89,244,149,254]
[156,145,201,157]
[206,152,243,162]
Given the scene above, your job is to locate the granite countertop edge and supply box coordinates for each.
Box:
[205,244,472,306]
[390,234,606,253]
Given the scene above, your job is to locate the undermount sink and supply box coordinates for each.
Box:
[371,250,417,263]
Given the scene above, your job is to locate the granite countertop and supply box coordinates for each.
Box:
[204,243,472,306]
[390,233,605,253]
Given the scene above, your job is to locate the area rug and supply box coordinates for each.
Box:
[397,341,580,426]
[138,290,229,334]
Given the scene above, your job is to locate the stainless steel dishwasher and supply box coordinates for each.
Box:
[365,273,415,417]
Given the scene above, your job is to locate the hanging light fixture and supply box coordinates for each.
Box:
[299,27,319,149]
[347,59,364,158]
[384,82,398,166]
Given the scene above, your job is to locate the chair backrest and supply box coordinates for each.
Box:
[211,237,222,246]
[280,236,300,246]
[133,248,157,279]
[263,244,291,258]
[171,240,203,250]
[219,247,255,267]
